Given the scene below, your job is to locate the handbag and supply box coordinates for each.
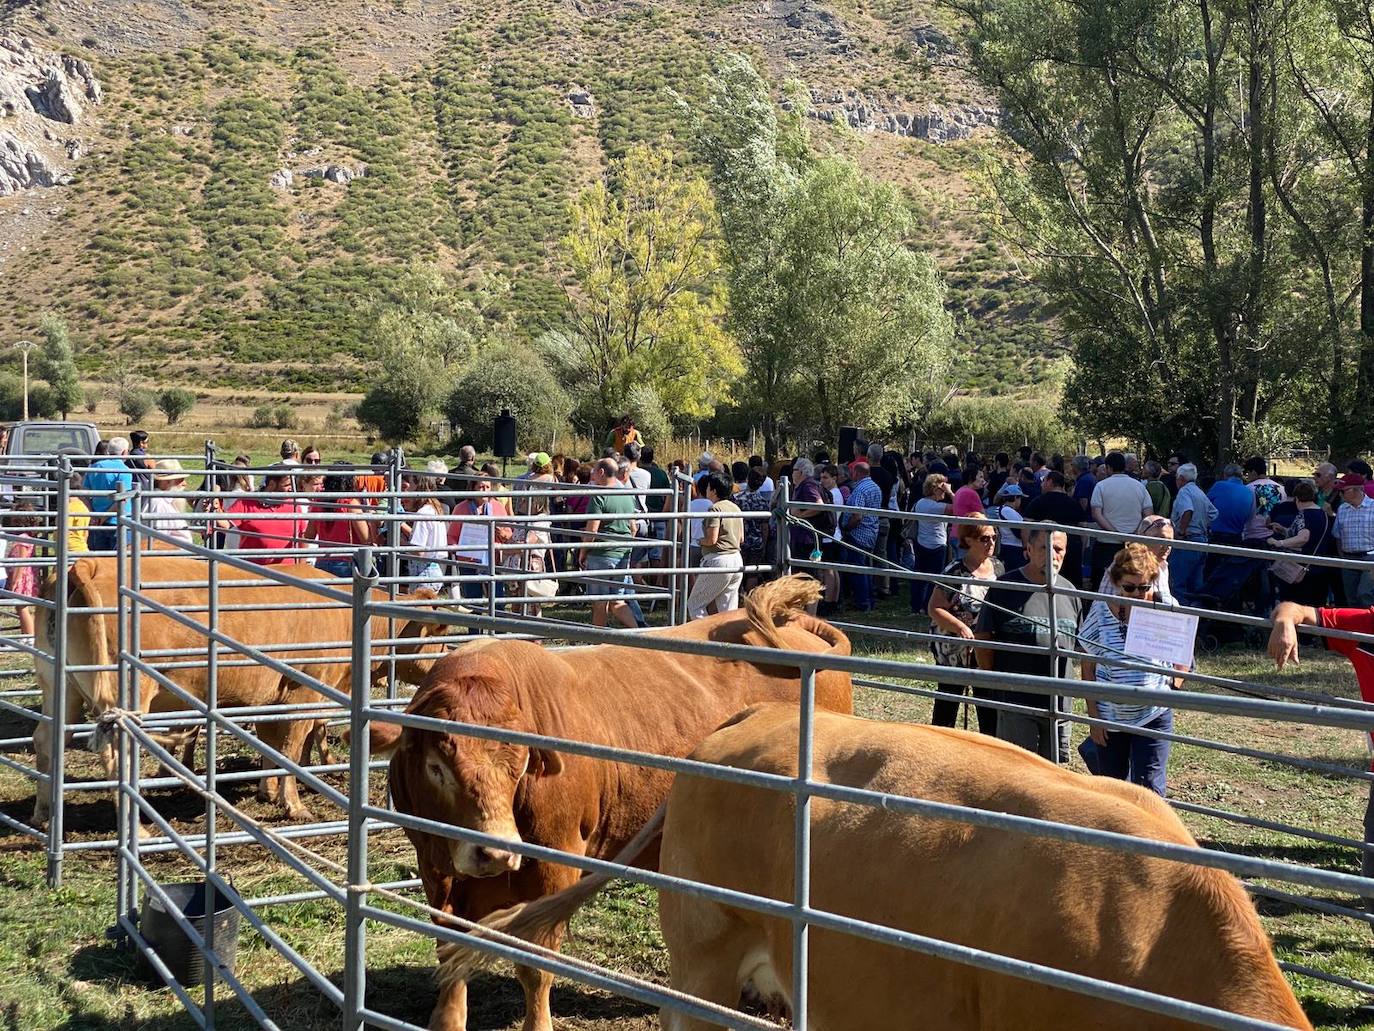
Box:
[1270,511,1328,585]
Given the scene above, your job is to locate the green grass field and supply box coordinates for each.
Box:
[1,594,1373,1030]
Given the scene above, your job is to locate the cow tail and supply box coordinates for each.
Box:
[745,574,823,650]
[436,802,669,985]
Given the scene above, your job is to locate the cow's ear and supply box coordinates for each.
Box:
[528,748,564,778]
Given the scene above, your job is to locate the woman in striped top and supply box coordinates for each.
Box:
[1078,543,1185,796]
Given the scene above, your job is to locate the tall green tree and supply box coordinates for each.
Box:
[356,264,498,442]
[695,55,955,455]
[951,0,1319,461]
[38,314,82,420]
[545,144,739,437]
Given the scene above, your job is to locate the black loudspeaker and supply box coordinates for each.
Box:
[493,409,518,458]
[838,426,864,463]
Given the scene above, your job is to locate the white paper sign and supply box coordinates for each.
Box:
[1124,607,1199,670]
[455,506,491,561]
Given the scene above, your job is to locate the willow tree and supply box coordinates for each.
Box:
[695,54,954,457]
[547,144,738,438]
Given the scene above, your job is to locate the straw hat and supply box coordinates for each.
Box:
[153,458,188,485]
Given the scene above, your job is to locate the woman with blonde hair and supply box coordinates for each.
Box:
[1096,514,1176,604]
[927,513,1002,735]
[908,471,954,614]
[1079,542,1184,796]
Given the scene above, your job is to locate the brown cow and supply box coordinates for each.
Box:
[374,575,852,1031]
[453,704,1314,1031]
[31,555,448,826]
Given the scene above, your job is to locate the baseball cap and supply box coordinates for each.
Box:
[531,452,552,469]
[1338,473,1367,489]
[995,483,1024,498]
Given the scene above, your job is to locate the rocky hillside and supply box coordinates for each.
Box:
[0,0,1056,395]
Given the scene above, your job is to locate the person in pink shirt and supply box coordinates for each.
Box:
[951,464,986,549]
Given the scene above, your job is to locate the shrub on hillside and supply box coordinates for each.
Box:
[157,388,196,425]
[250,403,296,430]
[444,342,571,451]
[118,388,155,426]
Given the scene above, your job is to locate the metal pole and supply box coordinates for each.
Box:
[678,477,691,626]
[46,459,70,886]
[485,499,497,622]
[114,486,131,925]
[204,439,218,551]
[204,540,219,1022]
[386,452,400,698]
[128,488,144,916]
[792,664,816,1031]
[1045,564,1061,765]
[343,547,379,1031]
[667,475,682,627]
[777,477,791,578]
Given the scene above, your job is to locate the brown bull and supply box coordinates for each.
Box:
[32,555,447,825]
[373,575,852,1031]
[456,704,1313,1031]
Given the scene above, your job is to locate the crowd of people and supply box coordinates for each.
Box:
[7,420,1372,805]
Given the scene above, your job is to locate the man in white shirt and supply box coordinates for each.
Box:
[1090,451,1153,588]
[748,455,775,498]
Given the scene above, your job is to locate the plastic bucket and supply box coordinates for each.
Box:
[138,881,241,985]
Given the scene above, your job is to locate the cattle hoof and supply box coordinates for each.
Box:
[286,805,315,823]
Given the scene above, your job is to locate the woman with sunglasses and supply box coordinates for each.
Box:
[1079,543,1184,796]
[927,513,1002,735]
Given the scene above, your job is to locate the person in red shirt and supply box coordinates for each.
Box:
[304,472,375,576]
[1269,600,1374,905]
[213,465,307,565]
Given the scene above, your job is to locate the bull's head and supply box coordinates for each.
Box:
[374,675,563,878]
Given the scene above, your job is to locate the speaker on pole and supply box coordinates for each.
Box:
[838,426,864,464]
[493,409,518,459]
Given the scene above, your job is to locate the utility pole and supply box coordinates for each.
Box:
[13,339,35,420]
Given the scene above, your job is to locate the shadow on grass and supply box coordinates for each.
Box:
[59,943,656,1031]
[1291,995,1374,1031]
[0,755,276,848]
[1197,837,1359,871]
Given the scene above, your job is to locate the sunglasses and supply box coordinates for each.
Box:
[304,457,322,464]
[1118,581,1150,594]
[973,533,998,544]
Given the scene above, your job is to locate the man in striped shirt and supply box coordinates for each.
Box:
[1334,473,1374,606]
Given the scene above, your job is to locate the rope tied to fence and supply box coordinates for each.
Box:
[89,707,143,758]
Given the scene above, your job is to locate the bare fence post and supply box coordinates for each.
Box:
[46,458,70,887]
[204,536,220,1022]
[793,663,816,1031]
[1045,565,1061,765]
[343,547,379,1031]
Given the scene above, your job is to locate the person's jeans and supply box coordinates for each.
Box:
[1169,546,1206,605]
[88,528,116,553]
[615,552,646,625]
[1091,540,1118,592]
[911,543,945,614]
[847,546,874,610]
[316,558,354,578]
[1096,709,1173,796]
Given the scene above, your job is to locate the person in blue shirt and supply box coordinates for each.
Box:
[84,438,134,552]
[1205,464,1255,545]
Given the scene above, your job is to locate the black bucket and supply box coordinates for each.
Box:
[138,881,241,985]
